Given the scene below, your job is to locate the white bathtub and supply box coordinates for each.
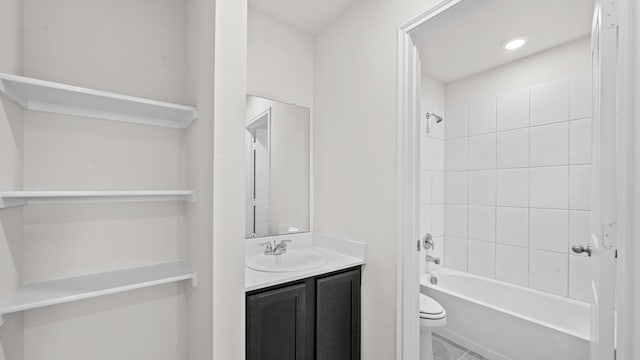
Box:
[420,269,591,360]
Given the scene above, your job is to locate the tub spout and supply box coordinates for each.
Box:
[426,255,440,265]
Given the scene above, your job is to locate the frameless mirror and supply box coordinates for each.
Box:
[245,95,310,238]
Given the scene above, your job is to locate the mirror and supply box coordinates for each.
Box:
[245,95,310,238]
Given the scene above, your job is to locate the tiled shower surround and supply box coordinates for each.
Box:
[421,73,593,303]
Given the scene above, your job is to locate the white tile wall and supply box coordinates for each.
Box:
[468,206,495,242]
[570,118,592,164]
[529,249,569,296]
[530,122,569,166]
[496,207,528,247]
[444,236,468,271]
[497,88,530,131]
[445,105,469,139]
[445,205,468,239]
[445,138,468,171]
[445,171,468,204]
[497,169,529,206]
[469,133,496,170]
[529,208,569,253]
[468,170,496,206]
[496,245,529,286]
[468,240,496,278]
[530,166,569,209]
[530,79,570,126]
[429,74,593,302]
[469,97,497,136]
[497,128,529,168]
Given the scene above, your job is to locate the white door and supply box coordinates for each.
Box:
[583,1,618,359]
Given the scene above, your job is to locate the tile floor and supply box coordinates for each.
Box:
[433,333,490,360]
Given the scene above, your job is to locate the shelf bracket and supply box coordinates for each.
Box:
[190,274,198,288]
[0,314,5,328]
[0,197,28,209]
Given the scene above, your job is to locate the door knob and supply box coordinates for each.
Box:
[571,245,592,257]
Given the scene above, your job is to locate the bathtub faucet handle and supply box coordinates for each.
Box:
[423,233,434,250]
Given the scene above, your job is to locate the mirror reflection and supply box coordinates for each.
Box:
[245,95,310,239]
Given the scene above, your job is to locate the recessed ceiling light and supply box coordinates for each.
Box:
[503,36,527,51]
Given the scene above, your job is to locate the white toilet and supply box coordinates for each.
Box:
[419,293,447,360]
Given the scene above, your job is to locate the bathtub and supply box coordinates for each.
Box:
[420,268,591,360]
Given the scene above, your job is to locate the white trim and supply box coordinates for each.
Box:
[396,2,470,359]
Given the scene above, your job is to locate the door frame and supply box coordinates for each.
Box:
[395,1,467,359]
[395,0,635,359]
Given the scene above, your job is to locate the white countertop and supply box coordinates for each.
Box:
[245,246,364,292]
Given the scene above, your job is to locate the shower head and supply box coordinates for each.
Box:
[425,112,443,123]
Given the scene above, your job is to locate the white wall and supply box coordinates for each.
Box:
[439,38,593,302]
[0,0,23,359]
[186,0,215,358]
[313,0,448,358]
[247,10,314,108]
[419,75,445,274]
[212,0,247,358]
[20,1,189,359]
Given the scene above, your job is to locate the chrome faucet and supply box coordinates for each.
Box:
[260,240,292,255]
[426,255,440,265]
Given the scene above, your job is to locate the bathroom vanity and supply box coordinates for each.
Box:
[246,266,361,360]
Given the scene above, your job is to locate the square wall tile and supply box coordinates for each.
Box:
[469,133,497,170]
[432,171,445,204]
[445,138,468,171]
[496,207,529,247]
[496,168,529,207]
[421,136,432,170]
[468,170,496,206]
[531,79,570,126]
[497,128,529,169]
[569,210,591,255]
[421,170,432,204]
[529,249,569,296]
[468,240,496,278]
[430,108,446,139]
[445,105,469,139]
[432,205,445,236]
[444,236,468,271]
[420,204,432,236]
[530,208,569,253]
[570,73,592,120]
[497,88,530,131]
[468,206,495,242]
[570,118,592,164]
[530,122,569,166]
[469,97,497,135]
[431,138,445,171]
[426,236,445,272]
[445,171,468,204]
[445,205,468,238]
[530,166,569,209]
[570,165,591,210]
[496,245,529,286]
[569,255,593,303]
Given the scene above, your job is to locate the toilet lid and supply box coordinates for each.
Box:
[419,294,444,317]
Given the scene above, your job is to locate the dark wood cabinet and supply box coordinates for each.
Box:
[315,269,361,360]
[246,266,361,360]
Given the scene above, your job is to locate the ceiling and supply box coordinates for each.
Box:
[413,0,595,83]
[249,0,360,34]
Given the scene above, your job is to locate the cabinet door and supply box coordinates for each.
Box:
[316,269,361,360]
[247,283,308,360]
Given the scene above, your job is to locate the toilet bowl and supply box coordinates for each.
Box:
[420,293,447,360]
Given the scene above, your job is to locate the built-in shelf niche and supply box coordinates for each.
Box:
[0,190,196,209]
[0,261,196,323]
[0,73,198,128]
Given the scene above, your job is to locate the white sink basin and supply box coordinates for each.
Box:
[246,248,327,273]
